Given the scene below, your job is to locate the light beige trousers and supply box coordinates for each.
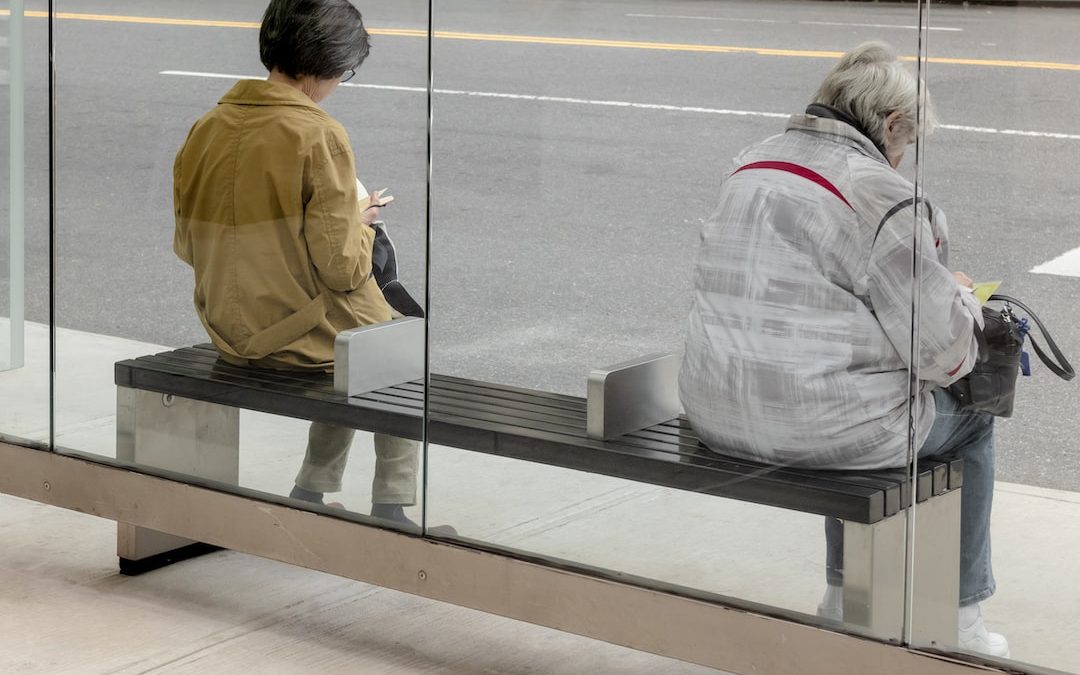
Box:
[294,422,418,505]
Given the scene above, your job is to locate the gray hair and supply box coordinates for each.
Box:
[812,41,936,146]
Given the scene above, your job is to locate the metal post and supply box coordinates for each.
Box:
[2,0,24,370]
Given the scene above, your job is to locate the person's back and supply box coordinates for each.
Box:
[681,117,925,470]
[680,49,980,472]
[174,79,390,371]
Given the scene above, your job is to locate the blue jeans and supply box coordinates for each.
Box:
[825,388,996,606]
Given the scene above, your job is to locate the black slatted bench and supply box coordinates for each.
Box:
[114,343,963,640]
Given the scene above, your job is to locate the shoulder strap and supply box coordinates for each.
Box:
[990,294,1075,381]
[732,161,854,212]
[872,197,935,248]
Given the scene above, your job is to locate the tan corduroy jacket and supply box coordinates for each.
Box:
[174,79,391,371]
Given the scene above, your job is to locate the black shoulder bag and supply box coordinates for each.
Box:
[947,294,1075,417]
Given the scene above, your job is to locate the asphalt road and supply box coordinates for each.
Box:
[1,0,1079,489]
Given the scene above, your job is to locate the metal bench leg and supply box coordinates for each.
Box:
[910,489,961,647]
[842,512,906,639]
[116,387,239,574]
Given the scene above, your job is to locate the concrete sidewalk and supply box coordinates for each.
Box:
[2,322,1079,673]
[0,494,721,675]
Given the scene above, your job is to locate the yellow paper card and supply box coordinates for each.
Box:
[972,281,1001,305]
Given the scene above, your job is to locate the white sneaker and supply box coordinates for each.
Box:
[817,590,1011,659]
[816,585,843,622]
[959,604,1010,658]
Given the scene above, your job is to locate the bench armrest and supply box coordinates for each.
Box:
[587,353,680,440]
[334,317,425,397]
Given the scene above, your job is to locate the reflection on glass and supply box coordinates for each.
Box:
[913,3,1080,670]
[52,0,431,543]
[0,0,24,374]
[0,0,48,446]
[426,0,950,646]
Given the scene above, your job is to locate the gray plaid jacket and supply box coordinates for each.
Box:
[679,114,983,470]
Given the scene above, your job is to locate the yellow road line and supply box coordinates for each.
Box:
[21,9,261,29]
[5,9,1080,72]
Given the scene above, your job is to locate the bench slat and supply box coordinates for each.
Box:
[435,372,585,408]
[425,413,887,523]
[117,358,425,440]
[413,392,903,504]
[628,422,938,512]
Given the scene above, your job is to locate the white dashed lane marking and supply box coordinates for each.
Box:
[1031,246,1080,279]
[625,13,963,32]
[161,70,1080,142]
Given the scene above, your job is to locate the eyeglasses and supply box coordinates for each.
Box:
[340,69,356,83]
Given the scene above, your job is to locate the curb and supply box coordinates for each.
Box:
[815,0,1080,7]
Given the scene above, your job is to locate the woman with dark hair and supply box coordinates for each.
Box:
[173,0,420,528]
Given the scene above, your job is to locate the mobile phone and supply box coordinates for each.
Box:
[373,189,394,207]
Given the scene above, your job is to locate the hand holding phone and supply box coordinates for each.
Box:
[952,271,973,289]
[357,180,393,225]
[369,188,394,208]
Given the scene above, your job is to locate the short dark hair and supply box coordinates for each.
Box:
[260,0,371,79]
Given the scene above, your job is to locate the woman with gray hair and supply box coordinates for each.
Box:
[679,42,1007,656]
[173,0,427,530]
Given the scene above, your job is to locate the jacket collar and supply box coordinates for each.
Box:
[219,79,324,111]
[787,105,889,164]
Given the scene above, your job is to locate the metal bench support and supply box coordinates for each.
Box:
[842,512,907,639]
[910,488,962,646]
[587,353,680,440]
[115,387,239,572]
[842,488,961,645]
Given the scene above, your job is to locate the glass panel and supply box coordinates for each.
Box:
[0,0,49,446]
[425,0,927,641]
[52,1,430,533]
[0,0,22,373]
[910,3,1080,670]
